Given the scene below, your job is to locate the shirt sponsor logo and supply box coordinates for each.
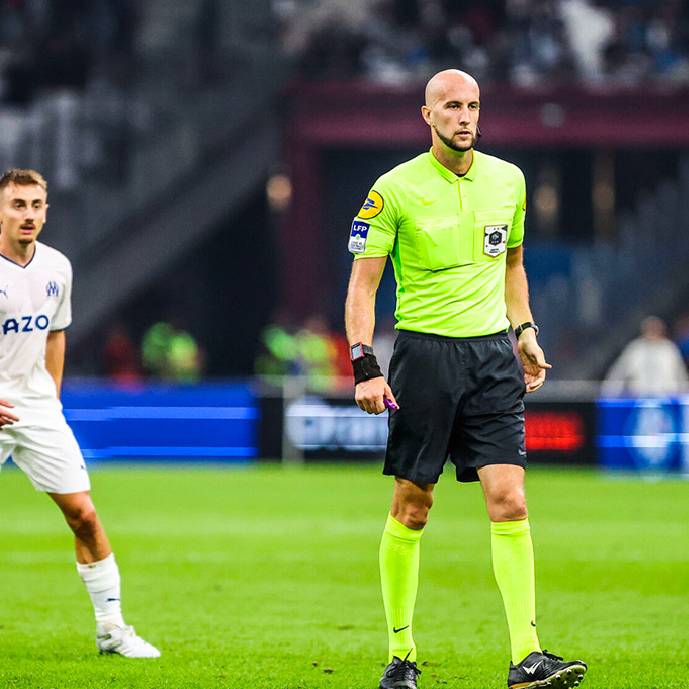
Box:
[45,281,60,297]
[357,190,384,220]
[349,220,370,254]
[483,224,507,257]
[2,314,50,334]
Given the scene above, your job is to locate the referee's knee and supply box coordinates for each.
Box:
[391,477,434,529]
[486,491,527,522]
[393,503,431,530]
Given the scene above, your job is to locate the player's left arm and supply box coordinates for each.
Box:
[45,330,66,397]
[505,245,551,393]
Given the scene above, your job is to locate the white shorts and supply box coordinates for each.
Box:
[0,414,90,494]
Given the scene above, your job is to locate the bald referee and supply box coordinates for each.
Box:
[344,70,587,689]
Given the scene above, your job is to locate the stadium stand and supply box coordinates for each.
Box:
[280,0,689,87]
[276,0,689,380]
[0,0,286,354]
[0,0,687,382]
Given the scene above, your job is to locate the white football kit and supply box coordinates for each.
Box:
[0,241,89,493]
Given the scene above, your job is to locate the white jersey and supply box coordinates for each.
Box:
[0,241,72,416]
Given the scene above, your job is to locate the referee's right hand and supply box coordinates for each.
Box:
[355,377,399,415]
[0,400,19,427]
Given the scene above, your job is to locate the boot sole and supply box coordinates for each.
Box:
[509,663,587,689]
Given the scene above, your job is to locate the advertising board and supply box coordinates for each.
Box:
[265,394,596,464]
[62,381,259,461]
[598,397,689,474]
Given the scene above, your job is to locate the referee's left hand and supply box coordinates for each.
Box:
[517,332,552,394]
[355,376,398,414]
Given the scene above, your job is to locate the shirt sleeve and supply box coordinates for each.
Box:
[507,168,526,248]
[348,177,398,258]
[51,258,73,331]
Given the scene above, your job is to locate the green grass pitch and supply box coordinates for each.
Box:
[0,463,687,689]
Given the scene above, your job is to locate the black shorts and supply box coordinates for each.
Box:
[384,330,526,484]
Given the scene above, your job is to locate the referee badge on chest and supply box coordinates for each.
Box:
[483,224,508,257]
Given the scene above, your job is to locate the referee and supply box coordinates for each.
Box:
[344,70,587,689]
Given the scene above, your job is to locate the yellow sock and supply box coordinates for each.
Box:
[490,519,541,664]
[379,514,424,662]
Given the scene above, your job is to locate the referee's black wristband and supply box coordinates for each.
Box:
[352,353,383,385]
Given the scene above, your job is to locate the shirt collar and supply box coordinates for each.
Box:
[428,147,478,183]
[0,243,38,269]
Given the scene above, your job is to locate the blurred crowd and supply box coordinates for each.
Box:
[0,0,137,106]
[102,320,204,385]
[254,315,352,391]
[673,313,689,370]
[603,315,689,396]
[280,0,689,87]
[254,314,397,391]
[100,311,689,392]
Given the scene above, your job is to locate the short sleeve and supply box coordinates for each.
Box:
[508,169,526,248]
[51,258,72,331]
[348,178,398,258]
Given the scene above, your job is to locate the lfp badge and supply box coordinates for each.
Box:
[349,221,370,254]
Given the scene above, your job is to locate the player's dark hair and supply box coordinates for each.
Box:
[0,168,47,192]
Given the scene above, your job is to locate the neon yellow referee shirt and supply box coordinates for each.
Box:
[349,149,526,337]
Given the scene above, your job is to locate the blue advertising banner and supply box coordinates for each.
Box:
[598,397,689,474]
[61,381,259,462]
[50,382,689,471]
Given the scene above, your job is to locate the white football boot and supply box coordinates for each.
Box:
[96,623,161,658]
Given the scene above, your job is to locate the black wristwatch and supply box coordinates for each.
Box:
[350,342,374,360]
[514,322,539,339]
